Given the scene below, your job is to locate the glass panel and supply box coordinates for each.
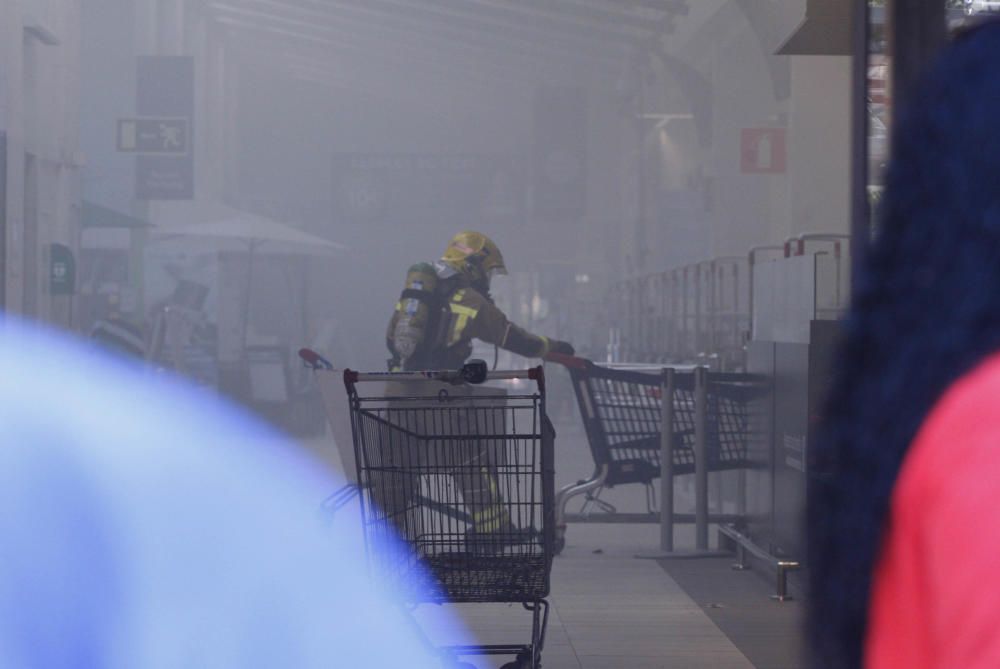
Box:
[868,2,889,231]
[958,0,1000,16]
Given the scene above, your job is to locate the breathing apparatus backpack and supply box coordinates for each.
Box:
[387,262,442,370]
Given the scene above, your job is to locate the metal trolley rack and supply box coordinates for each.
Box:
[341,362,555,669]
[547,354,764,556]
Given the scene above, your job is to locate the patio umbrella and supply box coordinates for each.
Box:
[152,214,346,350]
[154,215,345,254]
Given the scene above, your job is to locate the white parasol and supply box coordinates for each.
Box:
[153,215,345,254]
[152,212,346,350]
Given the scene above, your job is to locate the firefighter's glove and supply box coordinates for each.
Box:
[549,340,575,356]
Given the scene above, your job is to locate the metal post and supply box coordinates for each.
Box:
[636,50,648,275]
[732,262,740,363]
[637,366,725,560]
[733,543,748,571]
[659,368,676,552]
[772,561,800,602]
[695,365,709,550]
[737,456,747,518]
[694,266,702,358]
[708,262,717,356]
[776,568,789,602]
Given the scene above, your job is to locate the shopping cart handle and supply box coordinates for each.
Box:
[544,352,589,369]
[298,347,334,370]
[461,359,489,384]
[344,363,544,392]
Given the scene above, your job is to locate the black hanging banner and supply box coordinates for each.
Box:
[135,56,194,200]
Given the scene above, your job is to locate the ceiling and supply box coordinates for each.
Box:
[195,0,693,90]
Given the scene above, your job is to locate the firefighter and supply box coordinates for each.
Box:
[381,231,573,553]
[386,230,574,371]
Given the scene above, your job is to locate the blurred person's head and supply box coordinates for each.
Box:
[0,319,453,669]
[809,18,1000,668]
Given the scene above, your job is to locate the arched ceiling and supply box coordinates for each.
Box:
[193,0,692,92]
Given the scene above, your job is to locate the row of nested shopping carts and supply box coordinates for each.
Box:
[546,353,768,555]
[303,347,768,668]
[610,234,850,369]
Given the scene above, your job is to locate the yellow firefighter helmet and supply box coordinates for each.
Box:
[440,231,508,285]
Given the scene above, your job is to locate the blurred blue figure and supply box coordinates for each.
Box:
[0,319,452,668]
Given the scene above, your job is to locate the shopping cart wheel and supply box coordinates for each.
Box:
[499,651,533,669]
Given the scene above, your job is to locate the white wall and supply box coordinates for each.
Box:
[786,56,852,239]
[0,0,82,325]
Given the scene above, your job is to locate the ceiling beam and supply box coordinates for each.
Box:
[267,0,628,67]
[468,0,670,35]
[231,33,522,103]
[322,0,639,52]
[251,56,487,120]
[211,13,536,91]
[210,4,538,86]
[593,0,688,14]
[221,0,621,70]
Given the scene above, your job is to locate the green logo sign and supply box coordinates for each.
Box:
[50,243,76,295]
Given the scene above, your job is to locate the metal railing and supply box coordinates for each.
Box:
[611,256,750,369]
[609,233,850,369]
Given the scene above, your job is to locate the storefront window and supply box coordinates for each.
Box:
[867,1,969,230]
[959,0,1000,16]
[867,2,889,231]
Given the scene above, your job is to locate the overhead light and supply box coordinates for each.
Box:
[639,113,694,130]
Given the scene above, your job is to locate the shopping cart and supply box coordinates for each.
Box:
[334,360,554,669]
[546,353,763,554]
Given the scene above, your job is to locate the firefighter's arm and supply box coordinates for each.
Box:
[467,300,574,358]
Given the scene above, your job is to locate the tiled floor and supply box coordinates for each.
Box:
[656,557,804,669]
[299,419,775,669]
[421,523,755,669]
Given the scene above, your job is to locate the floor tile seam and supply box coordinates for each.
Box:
[549,599,585,668]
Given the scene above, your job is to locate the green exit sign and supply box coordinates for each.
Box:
[49,243,75,295]
[117,117,188,154]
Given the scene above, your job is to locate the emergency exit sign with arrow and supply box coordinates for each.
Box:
[117,118,189,154]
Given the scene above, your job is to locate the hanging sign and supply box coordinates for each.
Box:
[740,128,787,174]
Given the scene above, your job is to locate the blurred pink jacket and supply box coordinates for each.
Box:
[867,353,1000,668]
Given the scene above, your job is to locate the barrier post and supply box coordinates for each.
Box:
[695,365,709,550]
[636,366,724,559]
[659,367,676,552]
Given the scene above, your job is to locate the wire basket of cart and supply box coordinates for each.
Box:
[343,361,555,669]
[547,354,766,555]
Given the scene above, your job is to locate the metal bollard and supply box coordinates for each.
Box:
[636,366,723,560]
[694,365,709,551]
[732,542,749,571]
[773,561,800,602]
[659,367,676,552]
